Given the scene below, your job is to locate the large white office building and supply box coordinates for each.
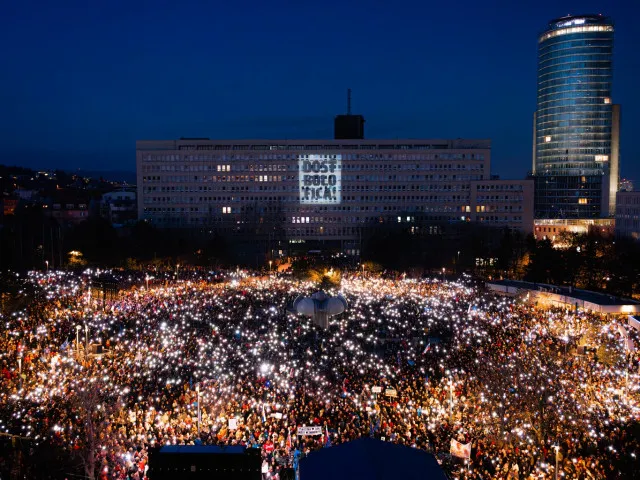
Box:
[137,138,531,253]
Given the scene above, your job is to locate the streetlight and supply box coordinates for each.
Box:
[17,356,22,389]
[75,325,82,357]
[442,267,446,282]
[176,264,180,280]
[145,275,151,290]
[449,377,454,422]
[84,323,89,357]
[362,263,365,279]
[269,260,273,273]
[553,445,560,480]
[196,383,201,437]
[45,260,49,273]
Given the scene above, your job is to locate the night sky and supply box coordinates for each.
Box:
[1,0,638,183]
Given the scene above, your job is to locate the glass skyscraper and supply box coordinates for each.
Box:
[533,14,619,219]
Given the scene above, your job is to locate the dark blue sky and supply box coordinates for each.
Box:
[1,0,638,182]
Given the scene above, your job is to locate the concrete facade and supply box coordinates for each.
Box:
[469,179,534,234]
[136,138,532,251]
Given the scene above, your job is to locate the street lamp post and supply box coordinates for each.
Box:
[45,260,49,273]
[176,264,180,281]
[17,356,22,389]
[196,383,201,437]
[75,325,82,358]
[448,376,454,422]
[269,260,273,273]
[84,323,89,357]
[554,445,560,480]
[442,267,446,282]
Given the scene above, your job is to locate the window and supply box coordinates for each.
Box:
[222,206,231,214]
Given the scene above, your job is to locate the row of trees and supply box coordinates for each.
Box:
[2,205,640,298]
[361,224,640,299]
[522,232,640,298]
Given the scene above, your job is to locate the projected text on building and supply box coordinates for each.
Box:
[299,154,341,205]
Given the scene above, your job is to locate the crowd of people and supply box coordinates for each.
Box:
[0,269,639,479]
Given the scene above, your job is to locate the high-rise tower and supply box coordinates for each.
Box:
[533,14,619,218]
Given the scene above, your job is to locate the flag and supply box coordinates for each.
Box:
[626,337,636,353]
[324,425,331,448]
[450,439,471,459]
[262,404,267,423]
[286,429,292,453]
[422,342,431,355]
[60,339,69,351]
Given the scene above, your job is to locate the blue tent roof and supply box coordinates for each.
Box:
[299,438,448,480]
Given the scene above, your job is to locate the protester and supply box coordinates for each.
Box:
[0,270,638,479]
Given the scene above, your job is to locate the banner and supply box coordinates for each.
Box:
[450,439,471,459]
[385,388,397,397]
[228,418,237,430]
[297,426,323,436]
[371,386,382,393]
[617,324,628,338]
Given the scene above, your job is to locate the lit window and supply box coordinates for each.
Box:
[222,206,231,214]
[545,136,552,143]
[604,97,611,104]
[578,198,588,205]
[594,155,609,162]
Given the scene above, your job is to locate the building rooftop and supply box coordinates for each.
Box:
[136,138,491,151]
[547,14,612,30]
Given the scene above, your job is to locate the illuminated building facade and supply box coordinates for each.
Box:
[615,191,640,241]
[533,14,619,219]
[533,218,615,245]
[137,138,538,253]
[469,179,534,234]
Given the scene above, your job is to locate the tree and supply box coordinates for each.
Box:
[525,238,561,284]
[69,377,123,479]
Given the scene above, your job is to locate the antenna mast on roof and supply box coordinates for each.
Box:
[347,88,352,115]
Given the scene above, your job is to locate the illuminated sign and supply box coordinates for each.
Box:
[558,18,585,27]
[299,154,341,204]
